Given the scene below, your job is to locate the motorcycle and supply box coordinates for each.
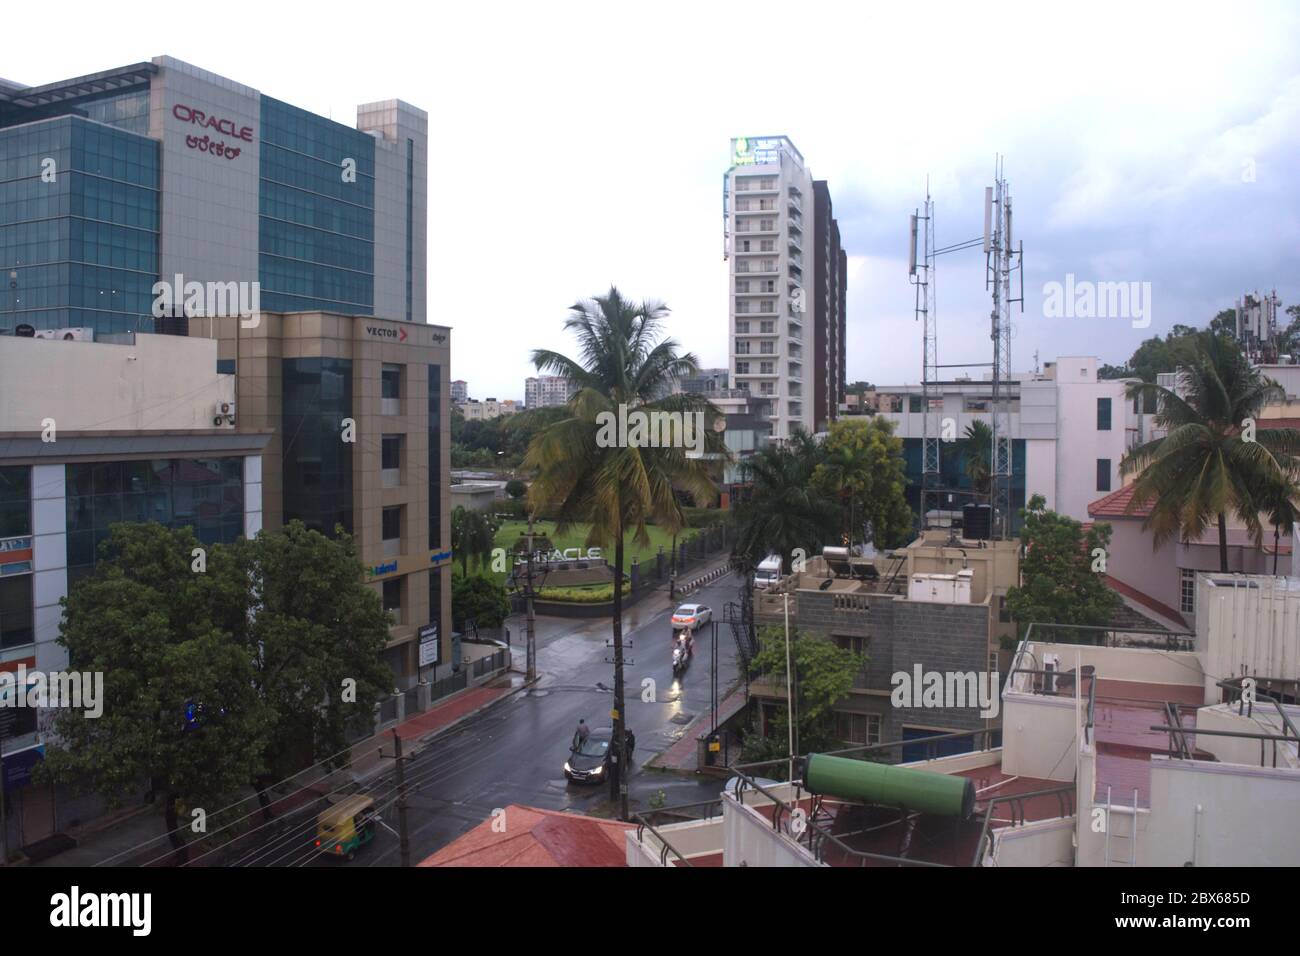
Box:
[671,632,694,677]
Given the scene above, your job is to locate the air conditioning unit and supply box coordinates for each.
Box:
[33,327,94,342]
[213,401,236,427]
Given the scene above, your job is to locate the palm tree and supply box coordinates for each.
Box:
[734,428,840,573]
[961,420,993,499]
[1121,332,1300,572]
[450,506,499,575]
[524,287,724,818]
[1243,473,1300,575]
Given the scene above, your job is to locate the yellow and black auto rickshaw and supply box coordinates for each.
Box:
[315,794,377,862]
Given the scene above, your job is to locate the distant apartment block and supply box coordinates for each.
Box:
[525,375,577,409]
[457,398,519,421]
[451,380,469,403]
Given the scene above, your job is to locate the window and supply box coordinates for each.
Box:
[760,219,773,230]
[760,362,774,374]
[735,340,751,355]
[760,381,774,396]
[735,280,750,293]
[736,300,750,314]
[759,300,774,313]
[760,239,774,252]
[760,342,774,354]
[760,320,775,334]
[382,505,402,542]
[741,239,751,252]
[1180,568,1196,614]
[736,320,750,333]
[736,362,750,375]
[1097,397,1112,431]
[1096,458,1111,492]
[834,712,882,746]
[0,574,34,650]
[382,364,402,400]
[382,577,402,616]
[382,435,402,471]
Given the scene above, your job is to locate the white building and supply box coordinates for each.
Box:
[451,380,469,403]
[875,356,1156,524]
[524,375,576,409]
[456,398,519,421]
[725,136,845,440]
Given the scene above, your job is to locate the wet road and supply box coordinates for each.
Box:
[352,568,746,866]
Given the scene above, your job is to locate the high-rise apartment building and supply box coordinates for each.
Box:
[451,379,469,403]
[724,136,845,440]
[525,375,576,409]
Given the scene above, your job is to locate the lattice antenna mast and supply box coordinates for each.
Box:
[909,187,938,529]
[985,157,1024,540]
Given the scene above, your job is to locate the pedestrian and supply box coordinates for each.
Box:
[574,718,590,749]
[625,727,636,763]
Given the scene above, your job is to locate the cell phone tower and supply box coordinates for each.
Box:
[985,157,1024,540]
[909,188,939,527]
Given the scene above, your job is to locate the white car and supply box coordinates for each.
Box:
[671,603,712,630]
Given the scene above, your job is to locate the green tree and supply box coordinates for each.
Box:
[39,523,270,863]
[524,286,725,817]
[813,417,913,550]
[39,521,393,862]
[227,521,392,813]
[452,574,511,630]
[505,478,527,500]
[1004,495,1121,639]
[734,428,839,573]
[1241,471,1300,576]
[450,506,500,575]
[1122,332,1300,572]
[740,625,866,776]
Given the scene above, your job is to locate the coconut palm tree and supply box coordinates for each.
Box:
[734,428,840,573]
[1243,473,1300,575]
[524,287,724,818]
[1121,332,1300,572]
[961,420,993,499]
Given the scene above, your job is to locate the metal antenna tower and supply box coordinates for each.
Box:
[985,157,1024,540]
[909,188,939,527]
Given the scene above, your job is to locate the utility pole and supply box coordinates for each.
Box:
[525,513,537,682]
[380,729,412,868]
[783,592,795,782]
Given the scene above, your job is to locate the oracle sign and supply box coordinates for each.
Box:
[173,103,253,160]
[172,104,254,141]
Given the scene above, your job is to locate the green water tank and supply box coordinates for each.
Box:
[802,753,976,819]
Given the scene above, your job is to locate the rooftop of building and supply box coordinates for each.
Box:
[420,804,632,867]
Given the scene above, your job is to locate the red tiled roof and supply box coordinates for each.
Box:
[1088,484,1151,519]
[419,805,632,867]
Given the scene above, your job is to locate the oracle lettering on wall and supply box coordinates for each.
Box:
[173,103,254,160]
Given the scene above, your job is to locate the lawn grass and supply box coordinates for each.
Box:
[452,520,694,586]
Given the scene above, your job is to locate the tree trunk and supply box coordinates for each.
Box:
[1217,512,1229,573]
[610,513,627,820]
[1274,526,1280,576]
[164,792,189,865]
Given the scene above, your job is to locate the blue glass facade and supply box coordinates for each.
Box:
[259,97,375,315]
[901,437,1028,534]
[0,116,160,334]
[64,458,245,584]
[282,357,354,535]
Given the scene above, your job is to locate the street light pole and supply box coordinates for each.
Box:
[783,591,794,782]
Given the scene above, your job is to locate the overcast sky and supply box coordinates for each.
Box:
[9,1,1300,401]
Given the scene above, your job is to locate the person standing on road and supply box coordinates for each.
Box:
[574,718,590,749]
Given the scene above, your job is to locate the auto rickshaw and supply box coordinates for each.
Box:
[315,794,377,861]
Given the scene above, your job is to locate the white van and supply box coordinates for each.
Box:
[752,554,782,589]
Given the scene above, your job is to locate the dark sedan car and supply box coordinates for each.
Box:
[564,727,613,784]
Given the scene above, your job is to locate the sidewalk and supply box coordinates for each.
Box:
[648,682,749,771]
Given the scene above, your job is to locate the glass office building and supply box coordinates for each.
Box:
[0,57,427,335]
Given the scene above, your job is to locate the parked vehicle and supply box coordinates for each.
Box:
[315,794,377,862]
[753,554,782,589]
[565,727,613,783]
[671,603,712,630]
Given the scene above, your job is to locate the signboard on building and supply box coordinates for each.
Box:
[731,136,785,167]
[1,743,44,792]
[418,624,439,667]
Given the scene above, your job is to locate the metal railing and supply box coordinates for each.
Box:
[970,782,1077,867]
[1151,677,1300,768]
[631,799,724,867]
